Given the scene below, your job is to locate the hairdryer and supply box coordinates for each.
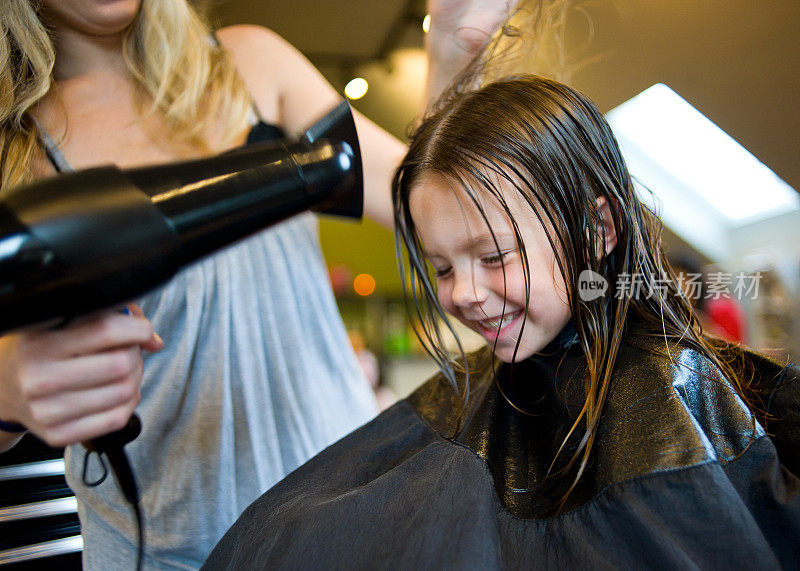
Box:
[0,99,362,335]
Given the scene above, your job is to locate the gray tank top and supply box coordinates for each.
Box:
[38,122,379,569]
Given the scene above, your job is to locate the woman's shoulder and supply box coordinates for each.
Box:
[214,24,297,58]
[212,25,291,123]
[214,25,343,134]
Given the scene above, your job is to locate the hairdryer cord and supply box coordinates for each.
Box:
[82,416,145,571]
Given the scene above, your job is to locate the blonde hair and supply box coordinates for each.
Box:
[0,1,54,190]
[0,0,252,191]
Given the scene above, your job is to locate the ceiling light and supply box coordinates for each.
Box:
[606,83,799,227]
[423,14,431,34]
[344,77,369,100]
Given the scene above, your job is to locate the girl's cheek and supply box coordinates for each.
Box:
[436,283,456,316]
[490,265,521,299]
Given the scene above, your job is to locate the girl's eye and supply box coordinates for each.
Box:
[482,252,509,265]
[434,266,452,278]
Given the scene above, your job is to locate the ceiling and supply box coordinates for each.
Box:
[207,0,411,62]
[208,0,800,194]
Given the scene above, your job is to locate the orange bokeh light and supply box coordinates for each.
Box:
[353,273,376,296]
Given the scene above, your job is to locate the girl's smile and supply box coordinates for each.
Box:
[477,309,524,334]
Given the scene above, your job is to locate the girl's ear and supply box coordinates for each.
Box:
[595,196,618,258]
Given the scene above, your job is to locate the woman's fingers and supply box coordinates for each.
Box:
[428,0,515,47]
[126,303,165,352]
[36,309,159,358]
[22,347,143,397]
[36,401,142,449]
[17,347,144,445]
[0,307,161,447]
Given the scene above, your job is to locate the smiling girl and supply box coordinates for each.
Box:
[205,75,800,568]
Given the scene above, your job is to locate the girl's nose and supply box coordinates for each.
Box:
[450,272,489,308]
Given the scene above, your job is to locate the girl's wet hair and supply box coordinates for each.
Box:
[392,74,761,508]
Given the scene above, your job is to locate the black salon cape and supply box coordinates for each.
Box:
[203,334,800,570]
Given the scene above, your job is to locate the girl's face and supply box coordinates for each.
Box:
[409,174,572,363]
[39,0,141,36]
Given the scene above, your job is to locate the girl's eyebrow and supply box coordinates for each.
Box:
[462,232,515,251]
[424,232,515,258]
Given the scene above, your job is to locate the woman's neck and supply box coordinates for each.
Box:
[50,25,129,81]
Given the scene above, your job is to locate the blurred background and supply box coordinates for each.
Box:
[4,4,797,568]
[208,0,800,404]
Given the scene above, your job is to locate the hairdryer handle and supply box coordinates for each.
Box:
[82,414,142,504]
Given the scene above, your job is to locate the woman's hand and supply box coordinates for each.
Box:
[424,0,517,103]
[428,0,515,56]
[0,305,163,449]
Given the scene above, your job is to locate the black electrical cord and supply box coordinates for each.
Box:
[132,489,145,571]
[83,415,145,571]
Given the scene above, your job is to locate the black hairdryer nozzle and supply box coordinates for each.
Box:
[302,100,363,219]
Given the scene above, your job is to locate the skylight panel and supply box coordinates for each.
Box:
[606,83,799,226]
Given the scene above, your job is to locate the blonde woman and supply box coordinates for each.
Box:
[0,0,513,567]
